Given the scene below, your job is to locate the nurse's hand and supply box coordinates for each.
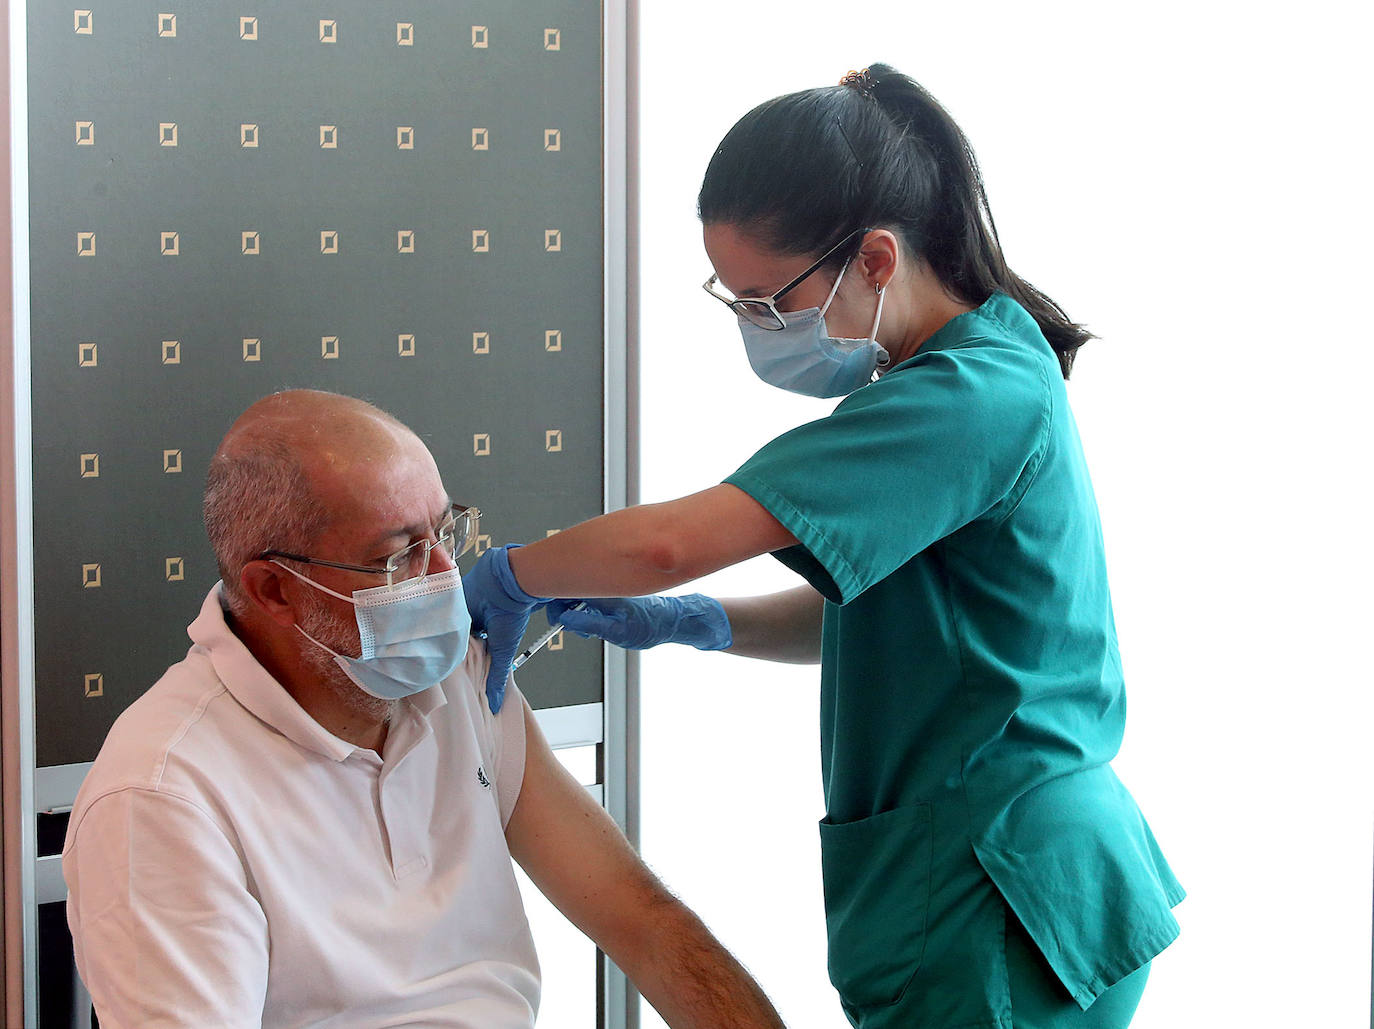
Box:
[463,544,551,713]
[547,595,732,652]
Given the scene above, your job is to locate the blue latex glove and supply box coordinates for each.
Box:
[547,595,732,652]
[462,545,551,713]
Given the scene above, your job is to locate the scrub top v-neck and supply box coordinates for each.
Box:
[726,293,1183,1027]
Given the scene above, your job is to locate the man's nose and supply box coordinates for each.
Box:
[427,542,458,575]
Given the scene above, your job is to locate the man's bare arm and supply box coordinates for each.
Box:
[505,700,785,1029]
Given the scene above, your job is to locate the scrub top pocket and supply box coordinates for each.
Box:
[818,803,933,1010]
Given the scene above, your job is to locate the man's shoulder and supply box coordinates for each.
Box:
[76,647,238,804]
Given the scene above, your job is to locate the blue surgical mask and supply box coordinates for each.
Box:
[739,256,889,398]
[275,562,471,701]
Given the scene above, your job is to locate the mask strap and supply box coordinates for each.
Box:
[294,622,346,660]
[818,254,854,318]
[271,559,357,605]
[870,286,890,367]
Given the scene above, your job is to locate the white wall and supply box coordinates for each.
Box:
[637,3,1374,1027]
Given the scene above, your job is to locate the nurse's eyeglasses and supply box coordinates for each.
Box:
[261,503,481,591]
[702,226,870,330]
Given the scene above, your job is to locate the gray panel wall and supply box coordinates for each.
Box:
[27,2,606,767]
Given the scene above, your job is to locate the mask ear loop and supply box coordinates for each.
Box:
[270,560,377,667]
[871,284,889,366]
[294,621,349,659]
[268,561,360,660]
[818,253,855,318]
[272,559,358,605]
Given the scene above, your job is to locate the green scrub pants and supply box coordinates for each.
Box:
[1006,908,1150,1028]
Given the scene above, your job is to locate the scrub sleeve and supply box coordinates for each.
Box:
[725,294,1184,1029]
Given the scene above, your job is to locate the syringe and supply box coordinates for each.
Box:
[511,602,587,670]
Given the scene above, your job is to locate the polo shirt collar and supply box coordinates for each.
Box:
[188,583,448,761]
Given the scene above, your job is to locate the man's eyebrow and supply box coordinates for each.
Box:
[361,498,452,552]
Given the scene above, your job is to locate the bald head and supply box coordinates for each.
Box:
[204,390,428,614]
[221,390,410,458]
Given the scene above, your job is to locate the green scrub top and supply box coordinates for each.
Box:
[726,294,1184,1027]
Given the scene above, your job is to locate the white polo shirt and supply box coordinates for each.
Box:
[63,584,540,1029]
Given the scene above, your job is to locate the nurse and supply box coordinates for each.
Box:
[463,64,1184,1028]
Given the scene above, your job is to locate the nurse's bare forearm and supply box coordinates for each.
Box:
[509,484,796,598]
[721,585,822,664]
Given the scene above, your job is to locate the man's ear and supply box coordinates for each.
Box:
[240,560,301,628]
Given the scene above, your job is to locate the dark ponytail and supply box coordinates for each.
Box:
[697,64,1091,378]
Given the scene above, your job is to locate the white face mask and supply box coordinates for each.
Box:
[738,255,889,397]
[275,562,471,701]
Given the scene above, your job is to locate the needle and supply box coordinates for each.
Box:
[511,602,587,670]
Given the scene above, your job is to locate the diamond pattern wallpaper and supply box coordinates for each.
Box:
[28,3,607,766]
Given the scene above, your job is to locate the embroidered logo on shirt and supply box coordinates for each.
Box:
[477,766,491,788]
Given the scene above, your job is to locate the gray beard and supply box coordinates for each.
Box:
[294,588,396,727]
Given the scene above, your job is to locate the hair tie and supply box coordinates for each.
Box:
[839,68,878,99]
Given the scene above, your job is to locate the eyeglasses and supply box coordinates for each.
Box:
[701,226,870,330]
[262,503,481,591]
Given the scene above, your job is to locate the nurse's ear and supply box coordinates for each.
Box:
[240,559,304,629]
[854,229,901,292]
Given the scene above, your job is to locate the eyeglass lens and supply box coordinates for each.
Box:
[732,300,784,330]
[384,508,476,588]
